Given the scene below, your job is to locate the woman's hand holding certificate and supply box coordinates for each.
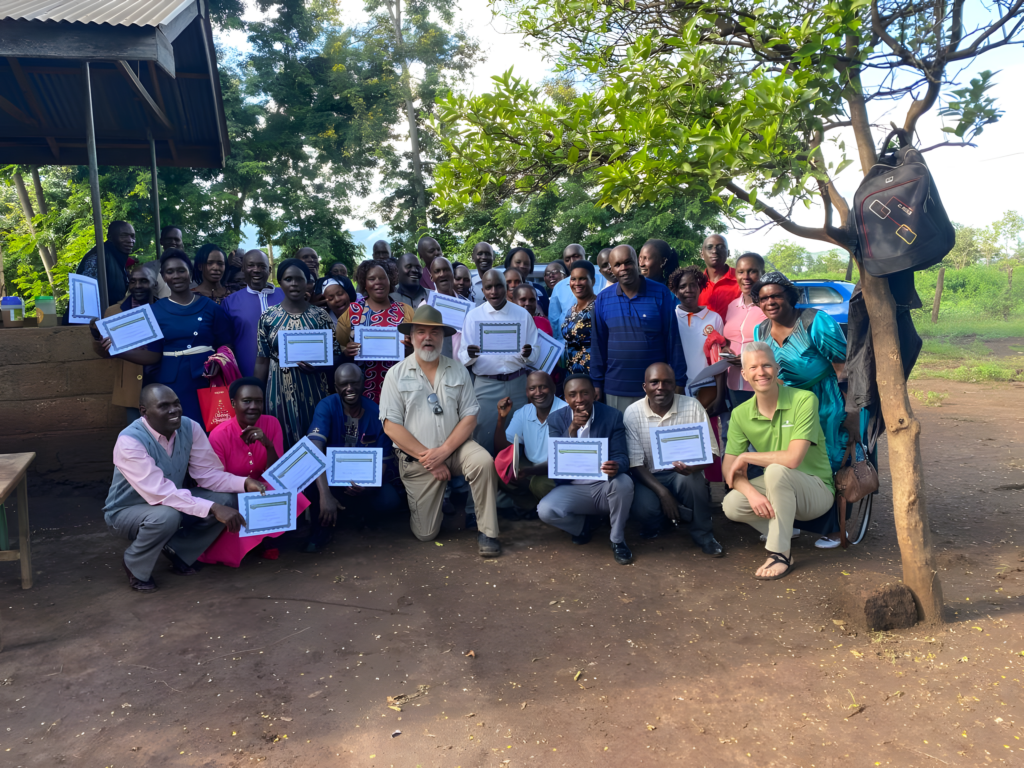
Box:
[279,329,333,367]
[354,326,402,361]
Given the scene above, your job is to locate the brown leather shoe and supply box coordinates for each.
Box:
[123,559,158,592]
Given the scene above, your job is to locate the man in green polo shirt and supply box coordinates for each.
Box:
[723,341,835,580]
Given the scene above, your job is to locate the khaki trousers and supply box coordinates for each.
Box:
[723,464,833,553]
[398,440,500,540]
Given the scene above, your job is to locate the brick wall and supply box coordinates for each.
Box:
[0,325,123,483]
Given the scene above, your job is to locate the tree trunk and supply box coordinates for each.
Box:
[389,0,428,229]
[931,267,944,324]
[844,52,943,624]
[858,271,944,622]
[0,239,6,296]
[30,167,58,267]
[12,172,55,286]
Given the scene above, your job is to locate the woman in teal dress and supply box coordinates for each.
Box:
[255,259,341,449]
[752,272,865,545]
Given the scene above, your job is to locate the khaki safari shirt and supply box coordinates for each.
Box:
[379,354,480,450]
[725,383,835,493]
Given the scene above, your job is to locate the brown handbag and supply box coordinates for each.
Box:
[834,443,879,548]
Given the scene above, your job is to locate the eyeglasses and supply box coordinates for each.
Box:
[427,393,443,416]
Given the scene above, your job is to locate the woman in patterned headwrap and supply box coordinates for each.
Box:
[334,259,412,403]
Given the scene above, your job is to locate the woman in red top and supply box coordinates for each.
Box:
[200,377,309,567]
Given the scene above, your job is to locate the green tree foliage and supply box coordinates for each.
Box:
[765,240,811,276]
[361,0,479,251]
[431,1,1020,253]
[444,175,723,265]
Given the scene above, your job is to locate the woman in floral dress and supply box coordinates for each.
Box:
[335,259,412,402]
[560,260,597,375]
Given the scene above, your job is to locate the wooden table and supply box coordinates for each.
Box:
[0,452,34,589]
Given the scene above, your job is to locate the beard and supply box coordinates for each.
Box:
[416,347,441,362]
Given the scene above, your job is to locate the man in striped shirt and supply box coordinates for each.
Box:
[590,245,688,412]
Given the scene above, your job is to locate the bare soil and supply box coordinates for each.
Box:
[1,377,1022,767]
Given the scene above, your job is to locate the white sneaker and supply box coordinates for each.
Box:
[760,528,801,542]
[815,536,841,549]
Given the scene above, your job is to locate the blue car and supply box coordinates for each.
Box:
[793,279,855,335]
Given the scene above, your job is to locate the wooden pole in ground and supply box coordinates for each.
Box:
[931,267,945,324]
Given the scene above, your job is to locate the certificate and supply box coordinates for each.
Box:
[354,326,403,361]
[239,490,297,537]
[528,329,564,375]
[327,448,383,487]
[478,322,521,355]
[650,422,714,469]
[279,329,333,367]
[548,437,608,482]
[95,303,164,355]
[426,291,472,331]
[68,274,101,324]
[264,436,327,492]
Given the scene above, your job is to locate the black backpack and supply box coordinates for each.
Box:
[849,129,955,277]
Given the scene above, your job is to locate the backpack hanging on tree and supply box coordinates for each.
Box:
[849,129,955,276]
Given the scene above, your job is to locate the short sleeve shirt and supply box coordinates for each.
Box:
[379,354,479,450]
[623,394,718,470]
[506,397,569,464]
[725,384,834,492]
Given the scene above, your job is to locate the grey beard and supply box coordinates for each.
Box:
[416,348,441,362]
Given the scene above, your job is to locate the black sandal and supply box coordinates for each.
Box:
[755,551,793,580]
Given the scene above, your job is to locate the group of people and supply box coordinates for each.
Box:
[85,222,865,590]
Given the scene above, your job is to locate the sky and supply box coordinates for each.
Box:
[220,3,1024,257]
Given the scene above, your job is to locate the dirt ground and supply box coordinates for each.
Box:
[1,377,1022,768]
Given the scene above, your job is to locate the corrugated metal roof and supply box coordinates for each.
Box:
[0,0,194,28]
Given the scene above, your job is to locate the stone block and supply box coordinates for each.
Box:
[0,325,97,366]
[840,573,918,631]
[0,359,115,401]
[0,395,123,436]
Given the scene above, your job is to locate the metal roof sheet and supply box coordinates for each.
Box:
[0,0,194,28]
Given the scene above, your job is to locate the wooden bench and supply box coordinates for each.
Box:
[0,452,34,590]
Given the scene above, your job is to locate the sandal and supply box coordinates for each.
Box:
[754,551,793,580]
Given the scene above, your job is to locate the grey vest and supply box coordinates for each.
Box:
[103,417,195,523]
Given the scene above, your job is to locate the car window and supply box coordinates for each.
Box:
[804,286,844,305]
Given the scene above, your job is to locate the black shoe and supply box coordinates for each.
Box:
[639,529,661,540]
[123,559,157,592]
[162,547,199,575]
[611,541,633,565]
[700,537,724,557]
[478,533,502,557]
[571,529,592,545]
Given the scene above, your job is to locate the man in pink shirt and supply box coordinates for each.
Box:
[103,384,264,591]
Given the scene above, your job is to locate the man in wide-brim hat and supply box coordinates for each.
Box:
[380,304,503,556]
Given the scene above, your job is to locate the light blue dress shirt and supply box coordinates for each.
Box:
[505,396,569,464]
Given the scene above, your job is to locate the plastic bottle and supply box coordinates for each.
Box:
[35,295,58,327]
[1,296,26,328]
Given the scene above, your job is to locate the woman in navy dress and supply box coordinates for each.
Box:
[112,250,234,425]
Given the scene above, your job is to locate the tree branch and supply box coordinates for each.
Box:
[723,180,845,248]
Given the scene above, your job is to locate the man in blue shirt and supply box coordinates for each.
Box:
[547,244,608,340]
[305,364,401,552]
[590,244,688,412]
[493,371,568,511]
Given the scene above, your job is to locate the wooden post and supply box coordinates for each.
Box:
[148,129,162,260]
[931,267,945,324]
[83,61,109,314]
